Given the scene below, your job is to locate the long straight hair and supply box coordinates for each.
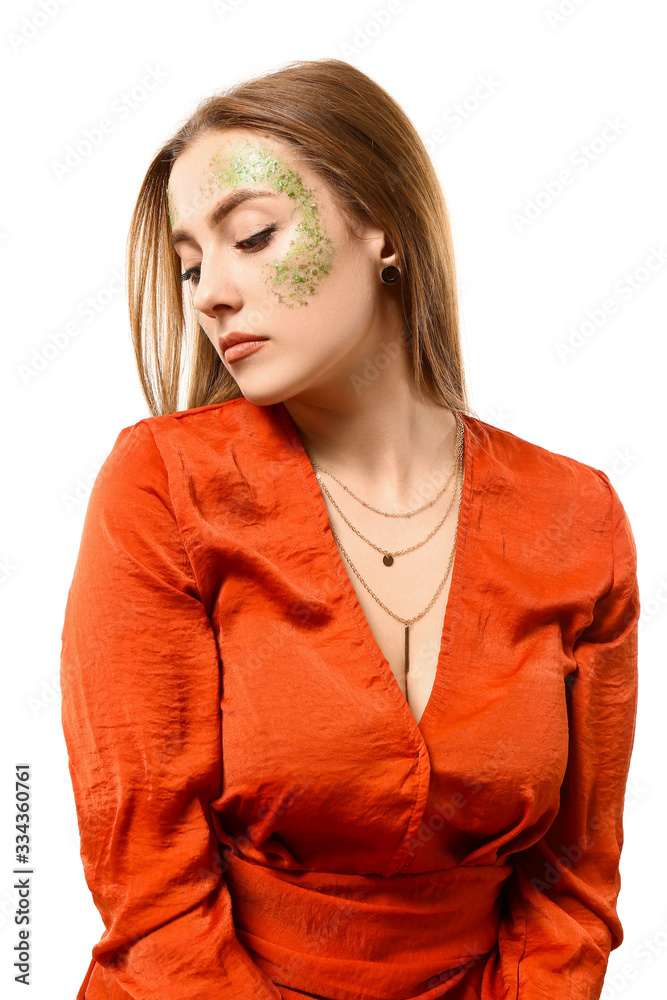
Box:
[126,58,478,427]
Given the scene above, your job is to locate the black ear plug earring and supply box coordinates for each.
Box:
[381,265,401,284]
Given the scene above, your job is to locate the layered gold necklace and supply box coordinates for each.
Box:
[309,412,465,679]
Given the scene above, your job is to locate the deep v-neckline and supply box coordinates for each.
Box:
[274,401,475,747]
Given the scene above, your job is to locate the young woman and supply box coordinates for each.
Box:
[60,58,639,1000]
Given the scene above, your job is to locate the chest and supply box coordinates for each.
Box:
[318,492,460,727]
[206,429,576,874]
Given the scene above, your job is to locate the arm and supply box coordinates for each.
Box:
[60,420,281,1000]
[490,470,640,1000]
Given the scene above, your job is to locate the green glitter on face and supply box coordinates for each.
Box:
[200,138,335,307]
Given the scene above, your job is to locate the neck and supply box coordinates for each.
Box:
[280,380,459,509]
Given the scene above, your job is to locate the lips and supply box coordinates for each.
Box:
[220,332,269,352]
[221,336,270,364]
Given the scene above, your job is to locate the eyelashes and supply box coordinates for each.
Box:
[237,222,279,252]
[180,223,279,286]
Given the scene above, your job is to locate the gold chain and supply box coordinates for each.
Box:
[317,471,458,560]
[310,422,461,518]
[314,416,463,562]
[329,453,464,628]
[307,411,466,676]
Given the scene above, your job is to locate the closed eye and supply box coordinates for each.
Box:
[235,222,279,252]
[180,223,279,285]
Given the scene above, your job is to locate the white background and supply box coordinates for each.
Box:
[1,1,665,998]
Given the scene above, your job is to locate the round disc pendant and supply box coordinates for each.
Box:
[383,554,394,566]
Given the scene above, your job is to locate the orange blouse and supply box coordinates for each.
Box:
[60,398,639,1000]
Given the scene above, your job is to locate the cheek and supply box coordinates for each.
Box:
[196,313,217,347]
[257,212,336,308]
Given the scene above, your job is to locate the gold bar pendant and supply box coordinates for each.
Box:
[404,623,410,674]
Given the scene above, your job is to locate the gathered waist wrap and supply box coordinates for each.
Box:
[223,850,512,1000]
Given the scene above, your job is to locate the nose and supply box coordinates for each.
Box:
[191,255,243,319]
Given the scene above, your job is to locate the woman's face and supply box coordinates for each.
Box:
[167,128,402,407]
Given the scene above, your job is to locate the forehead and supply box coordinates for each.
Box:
[168,130,307,212]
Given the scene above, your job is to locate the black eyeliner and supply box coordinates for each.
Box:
[180,222,280,284]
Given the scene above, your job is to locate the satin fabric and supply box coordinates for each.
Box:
[60,398,639,1000]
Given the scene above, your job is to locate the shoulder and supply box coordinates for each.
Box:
[142,397,250,445]
[97,398,249,487]
[465,413,616,514]
[464,414,636,584]
[79,403,247,570]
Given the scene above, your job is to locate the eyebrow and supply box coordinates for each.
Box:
[169,187,280,247]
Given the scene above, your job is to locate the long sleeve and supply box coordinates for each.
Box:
[490,469,640,999]
[60,419,281,1000]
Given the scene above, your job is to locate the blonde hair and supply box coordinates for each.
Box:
[126,57,478,425]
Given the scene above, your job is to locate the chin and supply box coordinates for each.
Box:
[231,361,328,409]
[232,380,295,408]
